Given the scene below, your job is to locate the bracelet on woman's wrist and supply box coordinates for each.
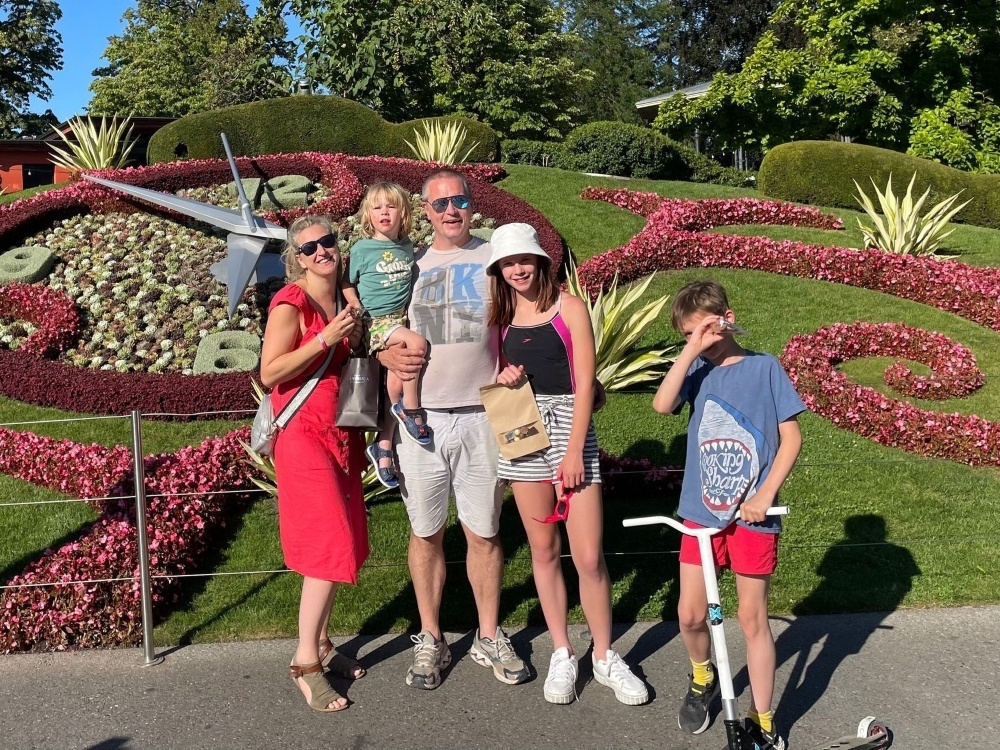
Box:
[316,334,329,352]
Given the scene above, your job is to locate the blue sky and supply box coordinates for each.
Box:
[29,0,292,122]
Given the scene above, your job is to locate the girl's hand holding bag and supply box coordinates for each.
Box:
[479,376,550,460]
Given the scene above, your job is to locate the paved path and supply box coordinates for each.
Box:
[2,607,997,750]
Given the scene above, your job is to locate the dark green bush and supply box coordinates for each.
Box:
[147,96,500,163]
[500,138,565,167]
[672,142,757,187]
[560,121,692,180]
[759,140,1000,228]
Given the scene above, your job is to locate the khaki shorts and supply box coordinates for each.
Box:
[394,406,503,538]
[365,309,408,352]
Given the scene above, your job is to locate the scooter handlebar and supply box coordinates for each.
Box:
[622,506,789,531]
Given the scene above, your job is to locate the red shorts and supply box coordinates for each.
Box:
[678,520,779,576]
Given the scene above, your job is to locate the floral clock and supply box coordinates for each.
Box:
[0,154,562,653]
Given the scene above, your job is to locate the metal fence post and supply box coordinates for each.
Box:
[131,410,162,667]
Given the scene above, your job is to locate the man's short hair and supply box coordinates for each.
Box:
[670,280,731,331]
[421,168,471,201]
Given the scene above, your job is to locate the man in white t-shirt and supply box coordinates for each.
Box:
[378,169,529,690]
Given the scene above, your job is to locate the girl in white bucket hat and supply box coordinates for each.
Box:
[486,222,649,707]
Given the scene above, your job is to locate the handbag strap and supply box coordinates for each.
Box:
[273,290,342,429]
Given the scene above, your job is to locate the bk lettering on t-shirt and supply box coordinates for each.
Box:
[411,262,488,345]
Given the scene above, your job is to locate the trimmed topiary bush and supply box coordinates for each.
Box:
[759,141,1000,229]
[560,121,692,180]
[193,331,261,375]
[0,246,56,283]
[148,96,499,164]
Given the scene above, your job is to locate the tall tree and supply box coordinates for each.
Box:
[555,0,666,124]
[89,0,294,117]
[654,0,1000,171]
[289,0,592,138]
[663,0,781,88]
[0,0,62,137]
[15,108,59,137]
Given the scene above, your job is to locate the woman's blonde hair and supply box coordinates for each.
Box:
[281,215,339,282]
[357,181,413,239]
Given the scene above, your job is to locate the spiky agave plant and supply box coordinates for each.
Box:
[403,120,480,164]
[48,115,138,173]
[854,172,971,256]
[241,380,391,503]
[565,255,678,390]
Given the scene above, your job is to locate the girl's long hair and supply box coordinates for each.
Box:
[487,254,558,328]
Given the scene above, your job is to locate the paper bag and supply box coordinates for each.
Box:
[479,379,550,460]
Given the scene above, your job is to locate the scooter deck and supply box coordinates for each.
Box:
[724,731,889,750]
[804,733,891,750]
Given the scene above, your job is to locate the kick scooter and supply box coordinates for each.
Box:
[622,507,893,750]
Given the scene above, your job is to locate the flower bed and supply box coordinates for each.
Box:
[0,427,256,653]
[782,323,997,465]
[0,282,80,356]
[578,189,1000,333]
[0,155,561,417]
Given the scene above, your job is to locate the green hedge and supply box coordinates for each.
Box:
[759,140,1000,229]
[500,138,565,167]
[560,121,692,180]
[147,96,500,164]
[501,126,757,186]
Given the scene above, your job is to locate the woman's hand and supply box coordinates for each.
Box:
[320,307,356,347]
[496,364,525,386]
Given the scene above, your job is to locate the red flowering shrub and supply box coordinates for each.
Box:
[782,323,999,466]
[0,428,257,653]
[578,190,1000,334]
[0,283,80,356]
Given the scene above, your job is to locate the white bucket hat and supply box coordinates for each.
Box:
[487,222,550,272]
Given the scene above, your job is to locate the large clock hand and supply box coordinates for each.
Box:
[83,133,289,317]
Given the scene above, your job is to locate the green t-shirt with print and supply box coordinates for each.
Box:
[348,238,415,317]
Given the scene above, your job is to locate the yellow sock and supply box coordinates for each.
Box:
[691,659,714,687]
[749,709,774,733]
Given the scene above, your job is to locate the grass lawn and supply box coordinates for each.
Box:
[3,164,1000,646]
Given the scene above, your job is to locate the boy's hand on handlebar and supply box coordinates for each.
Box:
[739,491,775,524]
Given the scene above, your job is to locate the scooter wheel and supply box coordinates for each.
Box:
[857,717,893,748]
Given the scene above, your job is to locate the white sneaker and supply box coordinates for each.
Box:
[592,649,649,706]
[543,647,578,704]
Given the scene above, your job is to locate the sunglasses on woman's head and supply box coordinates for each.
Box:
[425,195,470,213]
[296,233,338,257]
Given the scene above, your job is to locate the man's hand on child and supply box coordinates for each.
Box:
[378,340,426,380]
[496,364,525,387]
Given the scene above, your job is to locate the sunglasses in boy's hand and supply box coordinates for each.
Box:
[296,232,338,257]
[425,195,470,213]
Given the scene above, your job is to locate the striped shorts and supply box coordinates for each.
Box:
[497,393,602,484]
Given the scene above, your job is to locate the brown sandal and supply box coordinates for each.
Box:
[319,639,366,680]
[289,661,348,712]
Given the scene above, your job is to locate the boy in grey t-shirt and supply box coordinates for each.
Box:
[652,280,805,750]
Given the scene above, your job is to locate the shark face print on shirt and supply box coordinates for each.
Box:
[698,396,764,522]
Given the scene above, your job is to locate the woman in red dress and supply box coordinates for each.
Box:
[260,215,370,712]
